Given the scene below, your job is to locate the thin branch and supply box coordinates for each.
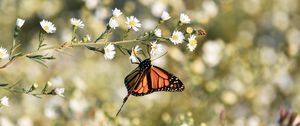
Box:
[0,39,144,69]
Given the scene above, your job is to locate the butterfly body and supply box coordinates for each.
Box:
[116,58,184,116]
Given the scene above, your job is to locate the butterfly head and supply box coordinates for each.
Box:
[139,58,152,70]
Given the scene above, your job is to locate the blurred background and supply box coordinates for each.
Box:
[0,0,300,125]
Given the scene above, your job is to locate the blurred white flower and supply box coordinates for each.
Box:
[126,16,142,31]
[69,90,89,114]
[0,96,9,107]
[129,45,142,63]
[202,39,225,67]
[17,116,33,126]
[104,43,116,60]
[50,76,64,86]
[221,91,237,105]
[180,13,191,24]
[202,0,218,18]
[151,2,167,17]
[272,11,289,31]
[187,35,197,51]
[287,28,300,56]
[154,28,162,37]
[72,76,87,91]
[247,116,260,126]
[0,47,9,60]
[109,18,119,29]
[260,46,277,65]
[180,123,189,126]
[170,30,184,45]
[142,19,156,30]
[85,0,99,9]
[112,8,122,17]
[0,117,14,126]
[54,88,65,97]
[150,41,164,57]
[16,18,25,28]
[44,97,63,119]
[70,18,85,28]
[40,20,56,33]
[44,107,57,119]
[161,11,171,21]
[95,7,110,20]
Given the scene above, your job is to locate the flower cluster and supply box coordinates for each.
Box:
[0,8,204,109]
[1,8,204,66]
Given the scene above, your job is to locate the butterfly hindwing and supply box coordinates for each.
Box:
[124,67,145,92]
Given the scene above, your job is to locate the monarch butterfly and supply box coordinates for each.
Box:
[116,56,185,117]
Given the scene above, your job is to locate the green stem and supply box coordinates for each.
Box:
[38,30,45,50]
[94,26,111,43]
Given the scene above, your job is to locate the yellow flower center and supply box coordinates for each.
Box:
[172,35,178,40]
[43,25,49,31]
[0,52,4,57]
[190,39,197,45]
[129,21,136,27]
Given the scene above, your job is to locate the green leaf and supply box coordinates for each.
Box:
[31,58,48,68]
[0,84,8,87]
[85,46,104,54]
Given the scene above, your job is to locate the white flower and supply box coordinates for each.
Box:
[125,16,142,31]
[70,18,85,28]
[104,43,116,60]
[150,41,164,57]
[0,47,9,60]
[161,11,171,21]
[169,30,185,45]
[180,13,191,24]
[54,88,65,97]
[40,20,56,33]
[109,18,119,29]
[0,96,9,107]
[154,28,162,37]
[16,18,25,28]
[112,8,122,17]
[187,35,197,51]
[129,45,142,63]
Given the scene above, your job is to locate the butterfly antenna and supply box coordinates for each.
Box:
[116,93,131,117]
[151,51,168,61]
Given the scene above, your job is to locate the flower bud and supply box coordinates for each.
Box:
[186,27,194,34]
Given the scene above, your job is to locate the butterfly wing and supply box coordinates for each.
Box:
[130,66,184,96]
[124,67,146,93]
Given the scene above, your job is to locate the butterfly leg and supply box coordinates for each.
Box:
[116,70,145,117]
[115,93,131,117]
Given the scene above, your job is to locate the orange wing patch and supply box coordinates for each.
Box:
[130,66,184,96]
